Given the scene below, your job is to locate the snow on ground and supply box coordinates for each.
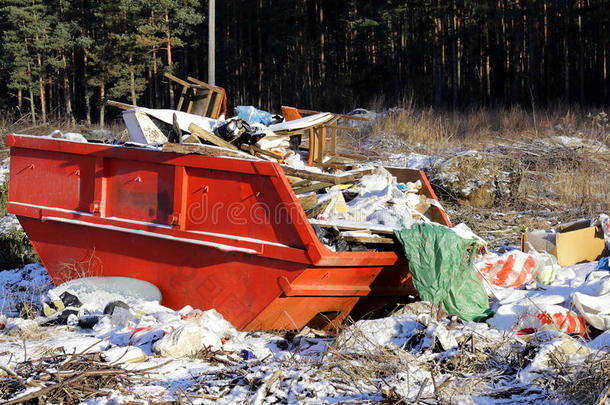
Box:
[0,157,10,184]
[1,259,609,404]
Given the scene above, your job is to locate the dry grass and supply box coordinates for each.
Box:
[0,110,125,143]
[545,350,610,404]
[56,249,103,282]
[354,104,609,245]
[366,104,457,155]
[0,346,158,403]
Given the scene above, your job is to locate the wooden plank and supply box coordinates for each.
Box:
[176,87,188,111]
[343,235,395,244]
[315,127,326,163]
[292,182,333,194]
[294,108,370,121]
[201,88,213,117]
[280,165,374,185]
[324,125,359,132]
[210,90,225,118]
[106,100,136,110]
[187,76,214,89]
[309,156,358,169]
[308,219,395,235]
[240,144,284,160]
[164,72,192,88]
[290,179,311,188]
[335,152,368,161]
[188,123,238,151]
[297,193,318,211]
[182,134,201,144]
[162,142,257,160]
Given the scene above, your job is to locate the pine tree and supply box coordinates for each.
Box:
[0,0,46,123]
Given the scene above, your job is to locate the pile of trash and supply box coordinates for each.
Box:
[2,251,610,403]
[43,75,450,253]
[0,269,273,363]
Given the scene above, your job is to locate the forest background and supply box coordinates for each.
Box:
[0,0,608,126]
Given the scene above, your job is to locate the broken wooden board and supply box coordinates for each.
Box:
[292,108,371,122]
[342,235,395,244]
[240,144,284,160]
[188,123,238,151]
[297,193,318,211]
[290,179,311,188]
[107,99,136,110]
[162,142,257,160]
[280,166,374,185]
[308,219,395,235]
[292,182,333,194]
[182,134,202,144]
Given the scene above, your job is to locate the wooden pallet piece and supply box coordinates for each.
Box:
[162,142,256,160]
[342,235,395,244]
[292,182,333,194]
[188,123,238,151]
[281,166,374,185]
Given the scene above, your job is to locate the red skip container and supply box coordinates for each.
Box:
[5,134,450,330]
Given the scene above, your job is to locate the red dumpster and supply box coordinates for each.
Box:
[5,134,450,330]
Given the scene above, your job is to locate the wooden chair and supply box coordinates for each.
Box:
[280,106,369,166]
[164,73,227,119]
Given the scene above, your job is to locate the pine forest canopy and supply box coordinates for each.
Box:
[0,0,608,126]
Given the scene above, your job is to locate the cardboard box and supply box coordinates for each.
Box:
[522,220,606,267]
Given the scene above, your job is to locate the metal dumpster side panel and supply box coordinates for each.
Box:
[5,135,438,330]
[17,216,309,330]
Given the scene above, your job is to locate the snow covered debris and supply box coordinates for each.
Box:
[152,325,209,357]
[2,259,610,403]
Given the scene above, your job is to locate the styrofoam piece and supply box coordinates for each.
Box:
[53,276,162,303]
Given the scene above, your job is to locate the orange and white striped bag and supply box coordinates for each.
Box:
[515,304,587,336]
[475,251,537,288]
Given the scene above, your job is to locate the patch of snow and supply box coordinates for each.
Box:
[383,152,435,170]
[0,214,21,233]
[0,157,10,184]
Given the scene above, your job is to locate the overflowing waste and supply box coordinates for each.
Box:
[1,75,609,403]
[48,75,452,254]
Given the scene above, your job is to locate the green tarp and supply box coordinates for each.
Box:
[395,223,492,322]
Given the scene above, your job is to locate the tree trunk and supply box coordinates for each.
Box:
[18,89,23,112]
[153,50,160,108]
[49,77,54,120]
[84,53,91,125]
[603,23,610,104]
[526,1,538,107]
[62,53,74,125]
[27,61,36,124]
[38,54,46,123]
[512,0,523,105]
[129,56,137,105]
[29,87,36,124]
[433,1,443,109]
[577,0,585,107]
[100,84,105,127]
[165,9,174,109]
[317,0,325,82]
[256,0,263,107]
[450,1,458,108]
[564,36,570,102]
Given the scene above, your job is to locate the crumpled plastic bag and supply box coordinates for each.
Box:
[599,214,610,253]
[572,272,610,330]
[512,304,587,336]
[475,251,538,288]
[395,223,492,322]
